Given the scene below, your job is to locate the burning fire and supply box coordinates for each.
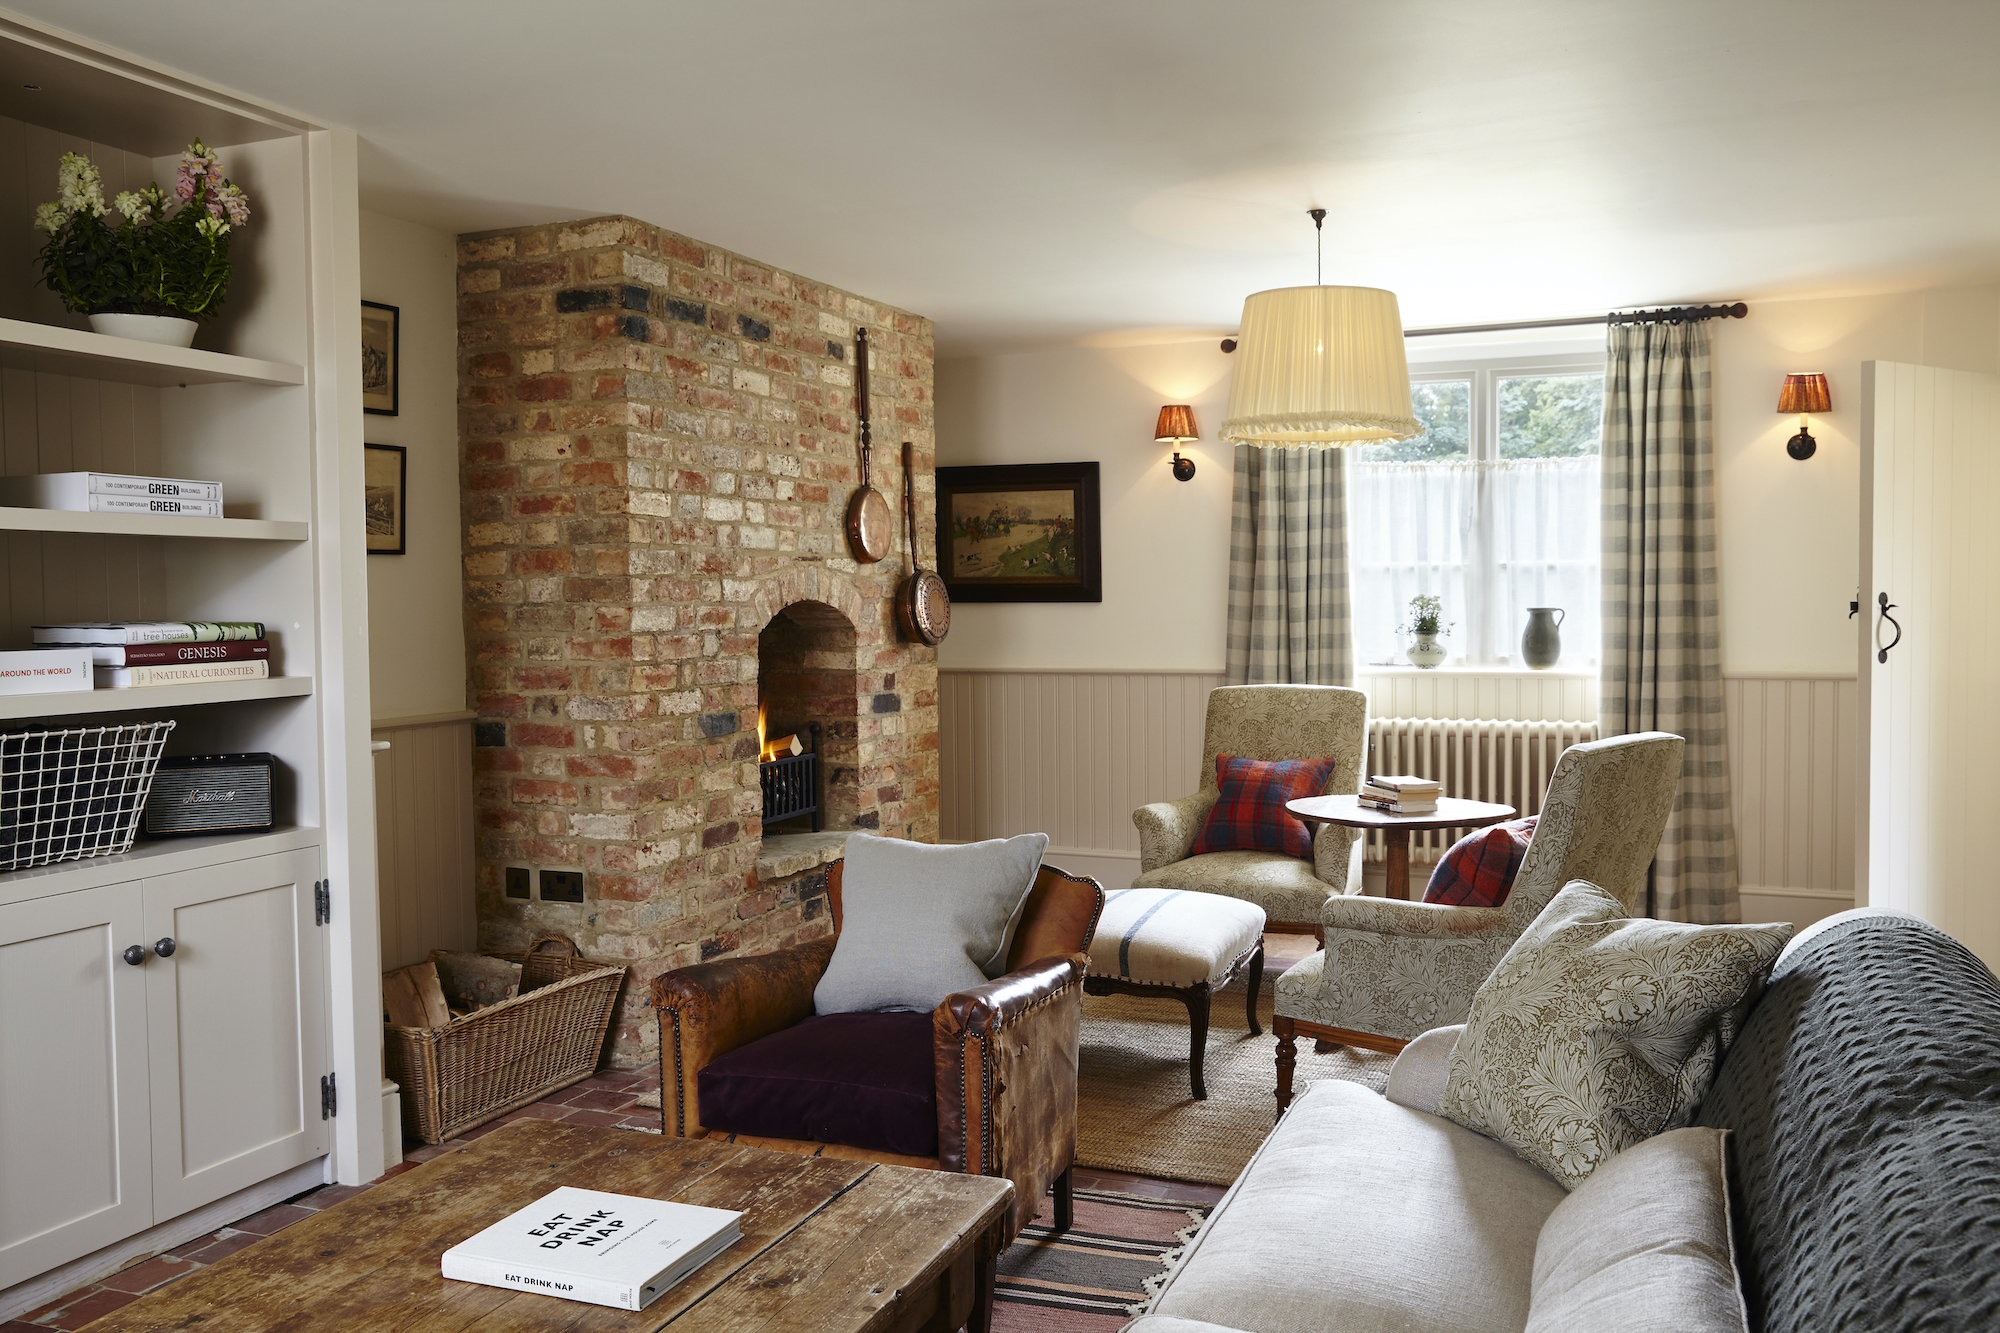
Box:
[756,702,799,762]
[756,701,767,756]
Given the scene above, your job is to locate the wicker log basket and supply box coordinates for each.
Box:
[384,933,625,1145]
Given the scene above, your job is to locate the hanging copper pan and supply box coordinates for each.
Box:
[845,327,892,563]
[896,441,950,645]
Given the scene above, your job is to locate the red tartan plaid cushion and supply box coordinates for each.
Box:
[1188,754,1339,860]
[1422,817,1538,907]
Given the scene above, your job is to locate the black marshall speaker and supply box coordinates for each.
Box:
[142,753,278,838]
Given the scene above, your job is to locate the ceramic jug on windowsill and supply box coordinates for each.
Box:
[1522,607,1565,669]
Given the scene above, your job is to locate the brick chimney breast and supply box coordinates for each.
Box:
[458,215,938,1065]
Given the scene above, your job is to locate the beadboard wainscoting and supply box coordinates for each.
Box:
[940,668,1858,926]
[1726,674,1859,928]
[372,711,477,970]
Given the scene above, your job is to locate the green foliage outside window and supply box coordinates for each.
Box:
[1498,374,1603,457]
[1352,380,1470,462]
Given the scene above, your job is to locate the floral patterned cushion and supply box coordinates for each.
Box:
[1424,817,1538,907]
[1436,881,1792,1190]
[1187,754,1336,860]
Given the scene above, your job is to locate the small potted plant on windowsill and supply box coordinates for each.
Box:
[33,141,250,348]
[1400,594,1452,669]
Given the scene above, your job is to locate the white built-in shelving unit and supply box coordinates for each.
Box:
[0,9,381,1311]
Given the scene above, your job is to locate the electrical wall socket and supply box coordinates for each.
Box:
[504,867,530,899]
[540,870,584,903]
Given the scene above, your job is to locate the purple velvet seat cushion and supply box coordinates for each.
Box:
[697,1010,938,1157]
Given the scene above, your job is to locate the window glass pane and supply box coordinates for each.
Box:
[1350,379,1470,462]
[1497,374,1603,458]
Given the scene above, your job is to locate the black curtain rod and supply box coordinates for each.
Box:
[1219,301,1748,351]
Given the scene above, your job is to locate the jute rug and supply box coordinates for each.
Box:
[1075,988,1394,1187]
[993,1188,1211,1332]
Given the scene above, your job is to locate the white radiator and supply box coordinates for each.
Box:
[1362,716,1599,862]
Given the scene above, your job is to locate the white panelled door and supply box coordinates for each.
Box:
[1859,360,2000,969]
[0,884,153,1287]
[143,849,329,1220]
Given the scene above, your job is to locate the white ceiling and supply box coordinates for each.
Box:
[17,0,2000,354]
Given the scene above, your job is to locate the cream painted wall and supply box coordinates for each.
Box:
[938,283,2000,676]
[1711,285,2000,674]
[935,337,1235,671]
[359,210,466,719]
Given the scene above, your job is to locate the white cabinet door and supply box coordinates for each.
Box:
[0,882,152,1287]
[144,849,328,1221]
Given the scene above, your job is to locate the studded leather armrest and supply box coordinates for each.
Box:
[934,953,1086,1242]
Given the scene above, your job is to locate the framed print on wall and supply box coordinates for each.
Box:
[363,443,407,555]
[937,461,1101,602]
[361,300,400,415]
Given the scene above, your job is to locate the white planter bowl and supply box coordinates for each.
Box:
[88,313,198,348]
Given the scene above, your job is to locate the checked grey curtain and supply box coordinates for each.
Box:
[1224,445,1353,686]
[1600,320,1740,923]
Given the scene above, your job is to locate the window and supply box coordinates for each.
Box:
[1347,354,1604,668]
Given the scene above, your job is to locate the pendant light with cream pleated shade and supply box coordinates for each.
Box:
[1218,209,1421,447]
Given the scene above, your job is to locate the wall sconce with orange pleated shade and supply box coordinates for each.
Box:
[1778,373,1831,460]
[1155,405,1199,481]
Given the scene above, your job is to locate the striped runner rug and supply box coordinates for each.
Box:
[993,1188,1210,1331]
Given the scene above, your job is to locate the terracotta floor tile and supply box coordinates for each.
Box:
[302,1183,368,1208]
[561,1109,628,1128]
[403,1143,454,1162]
[43,1289,139,1330]
[100,1254,198,1294]
[3,1319,53,1332]
[179,1231,263,1266]
[563,1089,641,1113]
[230,1203,316,1236]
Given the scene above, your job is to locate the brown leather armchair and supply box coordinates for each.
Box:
[651,858,1104,1246]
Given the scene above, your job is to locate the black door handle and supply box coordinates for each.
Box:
[154,937,177,958]
[122,945,146,966]
[1877,592,1902,664]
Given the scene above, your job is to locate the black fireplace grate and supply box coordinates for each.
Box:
[759,723,821,831]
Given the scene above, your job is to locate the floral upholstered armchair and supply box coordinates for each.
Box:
[1131,685,1370,939]
[1272,730,1685,1109]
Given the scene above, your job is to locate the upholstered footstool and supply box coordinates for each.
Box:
[1082,887,1266,1100]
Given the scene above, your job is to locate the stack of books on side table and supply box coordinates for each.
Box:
[0,471,224,517]
[1359,775,1441,813]
[29,622,270,690]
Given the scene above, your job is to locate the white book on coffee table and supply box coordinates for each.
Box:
[440,1186,742,1311]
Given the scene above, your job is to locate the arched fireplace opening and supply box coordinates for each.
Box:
[756,600,860,842]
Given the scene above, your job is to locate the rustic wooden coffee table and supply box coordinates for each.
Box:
[82,1119,1015,1333]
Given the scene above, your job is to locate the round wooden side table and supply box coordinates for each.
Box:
[1286,794,1517,901]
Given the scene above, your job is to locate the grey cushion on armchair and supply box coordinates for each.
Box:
[1275,731,1685,1041]
[1130,684,1369,928]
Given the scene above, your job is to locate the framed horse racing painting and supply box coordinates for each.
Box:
[936,461,1101,602]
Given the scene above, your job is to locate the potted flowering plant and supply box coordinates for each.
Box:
[1399,593,1452,669]
[33,141,250,347]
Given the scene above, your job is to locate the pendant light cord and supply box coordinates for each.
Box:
[1309,207,1326,286]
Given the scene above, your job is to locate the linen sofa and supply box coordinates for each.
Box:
[1126,907,2000,1333]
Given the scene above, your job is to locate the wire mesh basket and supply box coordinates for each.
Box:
[0,721,177,871]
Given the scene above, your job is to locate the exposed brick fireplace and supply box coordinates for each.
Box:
[457,215,938,1066]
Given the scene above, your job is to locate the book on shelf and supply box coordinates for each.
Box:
[34,621,266,646]
[0,648,92,696]
[1366,775,1441,794]
[95,660,270,690]
[440,1186,742,1311]
[54,639,270,667]
[0,471,224,512]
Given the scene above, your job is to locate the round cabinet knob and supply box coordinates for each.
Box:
[123,945,146,966]
[154,937,177,958]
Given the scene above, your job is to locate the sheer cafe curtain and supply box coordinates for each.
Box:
[1347,457,1600,668]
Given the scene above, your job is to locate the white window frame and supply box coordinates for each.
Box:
[1351,347,1607,667]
